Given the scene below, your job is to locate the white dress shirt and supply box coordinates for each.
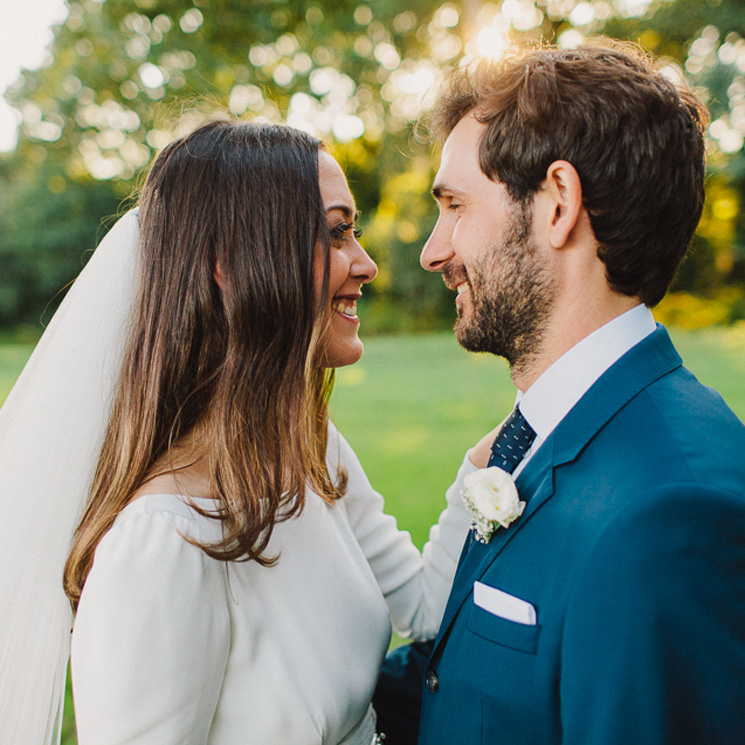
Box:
[513,304,657,477]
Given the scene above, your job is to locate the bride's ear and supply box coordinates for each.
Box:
[213,261,228,291]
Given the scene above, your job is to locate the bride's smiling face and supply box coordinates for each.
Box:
[315,150,377,368]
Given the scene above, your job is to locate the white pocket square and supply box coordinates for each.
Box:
[473,581,537,626]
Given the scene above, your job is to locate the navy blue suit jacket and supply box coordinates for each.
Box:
[375,326,745,744]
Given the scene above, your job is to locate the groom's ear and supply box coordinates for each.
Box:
[542,160,584,250]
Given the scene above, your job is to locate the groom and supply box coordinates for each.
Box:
[375,42,745,743]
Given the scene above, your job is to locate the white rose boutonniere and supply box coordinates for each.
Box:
[461,466,525,544]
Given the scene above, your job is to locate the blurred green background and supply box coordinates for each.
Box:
[1,0,745,333]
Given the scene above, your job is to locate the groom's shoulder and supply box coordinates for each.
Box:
[618,324,742,433]
[645,360,745,437]
[602,359,745,489]
[571,361,745,572]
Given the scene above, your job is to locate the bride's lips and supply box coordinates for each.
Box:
[331,294,361,322]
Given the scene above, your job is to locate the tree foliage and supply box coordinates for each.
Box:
[2,0,745,329]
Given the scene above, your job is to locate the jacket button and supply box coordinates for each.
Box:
[425,669,439,693]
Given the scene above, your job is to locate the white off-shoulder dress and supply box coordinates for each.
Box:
[71,425,472,745]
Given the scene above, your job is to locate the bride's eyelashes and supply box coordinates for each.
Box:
[330,221,363,245]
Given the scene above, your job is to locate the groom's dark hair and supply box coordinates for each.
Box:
[428,40,709,307]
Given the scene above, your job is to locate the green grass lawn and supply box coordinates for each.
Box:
[3,325,745,547]
[0,343,39,404]
[1,325,744,744]
[332,326,745,546]
[331,332,513,546]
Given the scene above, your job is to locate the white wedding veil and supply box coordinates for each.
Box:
[0,210,140,744]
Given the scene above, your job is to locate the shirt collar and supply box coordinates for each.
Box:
[516,304,656,441]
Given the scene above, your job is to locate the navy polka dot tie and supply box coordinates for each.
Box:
[487,406,537,474]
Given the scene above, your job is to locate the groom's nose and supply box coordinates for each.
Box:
[420,215,454,272]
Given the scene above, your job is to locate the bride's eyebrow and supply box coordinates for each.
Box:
[325,204,360,221]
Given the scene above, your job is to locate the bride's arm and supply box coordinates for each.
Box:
[71,502,230,745]
[327,423,474,640]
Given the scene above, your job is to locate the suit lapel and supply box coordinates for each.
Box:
[435,441,555,643]
[433,325,683,651]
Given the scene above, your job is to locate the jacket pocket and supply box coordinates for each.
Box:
[466,600,541,655]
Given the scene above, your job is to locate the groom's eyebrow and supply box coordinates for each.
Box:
[432,184,463,200]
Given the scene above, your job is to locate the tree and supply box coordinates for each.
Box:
[3,0,745,331]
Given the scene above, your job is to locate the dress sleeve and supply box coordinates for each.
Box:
[71,504,231,745]
[328,423,474,640]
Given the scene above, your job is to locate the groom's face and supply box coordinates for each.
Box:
[421,114,556,368]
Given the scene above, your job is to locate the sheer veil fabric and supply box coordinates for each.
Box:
[0,211,140,744]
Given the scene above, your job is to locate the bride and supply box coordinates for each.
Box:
[0,119,471,744]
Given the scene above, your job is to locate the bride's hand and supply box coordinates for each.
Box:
[467,419,507,469]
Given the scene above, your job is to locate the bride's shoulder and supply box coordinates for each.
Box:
[96,494,223,564]
[76,494,231,627]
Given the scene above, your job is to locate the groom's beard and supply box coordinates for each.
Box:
[446,207,556,372]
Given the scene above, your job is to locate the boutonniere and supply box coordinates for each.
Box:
[461,467,525,544]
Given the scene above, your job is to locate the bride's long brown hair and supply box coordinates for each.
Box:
[64,119,343,610]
